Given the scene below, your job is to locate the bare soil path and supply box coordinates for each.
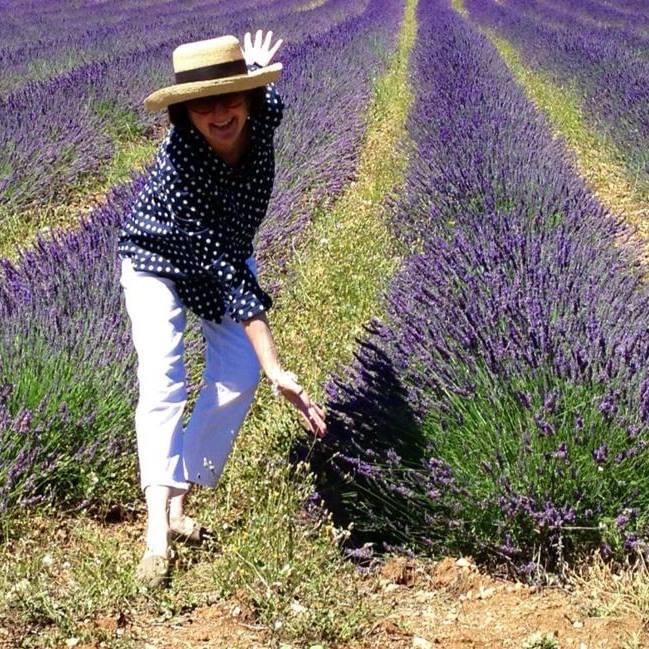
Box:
[70,555,646,648]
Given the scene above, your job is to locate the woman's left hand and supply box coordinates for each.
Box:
[272,371,327,437]
[243,29,283,67]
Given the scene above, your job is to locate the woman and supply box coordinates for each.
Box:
[117,29,327,588]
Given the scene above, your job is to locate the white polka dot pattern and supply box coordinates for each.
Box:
[117,69,284,323]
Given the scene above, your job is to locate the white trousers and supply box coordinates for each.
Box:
[119,256,261,492]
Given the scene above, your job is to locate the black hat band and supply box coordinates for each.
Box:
[175,59,248,84]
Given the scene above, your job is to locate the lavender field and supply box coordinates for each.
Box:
[306,0,649,575]
[464,0,649,186]
[1,0,649,645]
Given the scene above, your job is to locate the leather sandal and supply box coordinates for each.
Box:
[169,516,214,545]
[135,550,170,589]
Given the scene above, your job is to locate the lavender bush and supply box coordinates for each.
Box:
[303,0,649,576]
[0,0,403,517]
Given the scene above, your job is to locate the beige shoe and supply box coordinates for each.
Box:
[169,516,214,545]
[135,549,170,589]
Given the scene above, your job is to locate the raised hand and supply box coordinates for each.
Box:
[243,29,283,67]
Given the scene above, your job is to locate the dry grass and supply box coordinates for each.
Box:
[296,0,329,11]
[569,553,649,623]
[451,0,468,17]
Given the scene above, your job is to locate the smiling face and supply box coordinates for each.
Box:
[186,91,251,164]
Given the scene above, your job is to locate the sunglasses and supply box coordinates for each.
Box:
[186,91,246,114]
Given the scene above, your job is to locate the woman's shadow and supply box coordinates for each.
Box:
[290,325,429,553]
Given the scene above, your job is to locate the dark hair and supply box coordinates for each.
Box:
[167,86,266,129]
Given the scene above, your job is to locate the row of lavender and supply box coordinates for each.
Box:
[463,0,649,190]
[485,0,649,66]
[304,0,649,576]
[0,0,404,516]
[0,0,361,213]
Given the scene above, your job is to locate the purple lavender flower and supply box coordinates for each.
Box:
[615,510,633,529]
[543,390,558,413]
[14,409,33,434]
[0,383,12,405]
[534,413,556,438]
[552,442,568,461]
[600,543,614,558]
[598,392,619,419]
[515,390,533,409]
[386,447,402,465]
[624,534,640,552]
[592,444,609,464]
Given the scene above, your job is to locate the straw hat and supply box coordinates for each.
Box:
[144,35,283,112]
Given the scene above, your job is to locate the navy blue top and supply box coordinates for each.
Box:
[117,67,284,323]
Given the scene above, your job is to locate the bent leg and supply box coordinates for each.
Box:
[182,312,262,487]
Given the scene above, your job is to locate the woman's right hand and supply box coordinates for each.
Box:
[272,370,327,437]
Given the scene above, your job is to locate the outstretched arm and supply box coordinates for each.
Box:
[241,311,327,437]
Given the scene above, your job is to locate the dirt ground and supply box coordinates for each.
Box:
[74,556,647,649]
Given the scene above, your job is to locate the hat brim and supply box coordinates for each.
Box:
[143,62,283,112]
